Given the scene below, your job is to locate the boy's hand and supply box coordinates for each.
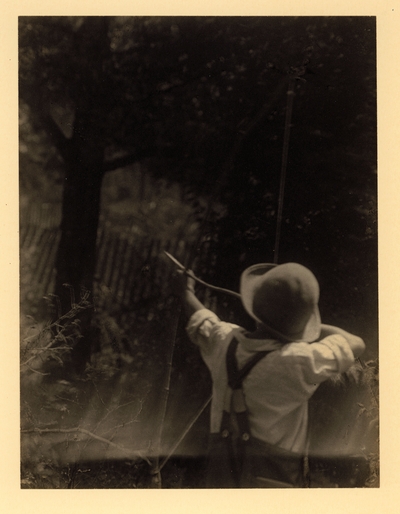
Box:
[172,269,207,316]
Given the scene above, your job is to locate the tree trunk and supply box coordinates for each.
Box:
[52,143,103,370]
[50,17,111,371]
[54,162,103,308]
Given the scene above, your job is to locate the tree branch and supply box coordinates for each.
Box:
[21,92,73,162]
[101,151,150,174]
[101,146,183,174]
[41,113,73,162]
[21,427,151,464]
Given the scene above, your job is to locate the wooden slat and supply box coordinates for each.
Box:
[36,229,59,284]
[23,224,39,249]
[20,212,211,316]
[103,232,118,286]
[107,234,123,293]
[95,227,112,282]
[19,224,30,249]
[133,238,154,304]
[114,236,130,302]
[120,239,138,306]
[124,236,146,305]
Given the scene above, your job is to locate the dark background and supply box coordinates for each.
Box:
[19,16,378,488]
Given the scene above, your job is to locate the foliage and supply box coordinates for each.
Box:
[20,284,378,488]
[189,17,377,357]
[19,16,375,185]
[20,295,144,488]
[20,289,91,376]
[100,167,199,242]
[19,16,378,488]
[20,286,209,488]
[307,358,379,487]
[19,16,377,362]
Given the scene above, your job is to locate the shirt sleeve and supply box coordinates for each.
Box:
[186,308,238,358]
[186,309,220,344]
[318,334,356,373]
[284,334,356,385]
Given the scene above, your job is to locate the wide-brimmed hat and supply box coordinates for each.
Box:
[240,262,321,342]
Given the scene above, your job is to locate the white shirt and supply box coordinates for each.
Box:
[186,309,355,454]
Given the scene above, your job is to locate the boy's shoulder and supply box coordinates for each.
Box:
[280,335,355,372]
[280,336,343,359]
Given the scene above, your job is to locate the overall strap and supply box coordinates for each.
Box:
[220,337,274,486]
[226,337,271,390]
[224,337,274,433]
[222,337,309,488]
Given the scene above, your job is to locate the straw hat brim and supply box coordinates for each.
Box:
[240,263,321,343]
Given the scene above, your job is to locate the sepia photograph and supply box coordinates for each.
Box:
[18,15,378,490]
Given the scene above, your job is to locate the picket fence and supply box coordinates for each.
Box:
[20,202,216,315]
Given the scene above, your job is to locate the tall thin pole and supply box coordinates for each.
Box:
[150,301,181,488]
[154,76,297,484]
[274,76,295,264]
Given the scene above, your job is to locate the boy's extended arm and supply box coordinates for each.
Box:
[181,288,205,318]
[172,274,366,358]
[172,270,206,318]
[319,324,365,358]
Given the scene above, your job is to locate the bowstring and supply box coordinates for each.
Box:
[274,75,296,263]
[158,49,314,480]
